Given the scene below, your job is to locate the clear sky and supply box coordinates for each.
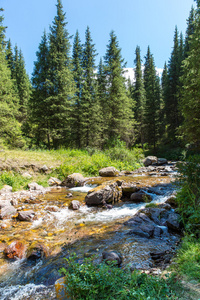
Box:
[1,0,195,76]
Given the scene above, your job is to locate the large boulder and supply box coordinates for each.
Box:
[165,213,181,232]
[0,206,17,220]
[99,167,119,177]
[4,241,27,260]
[143,156,157,167]
[85,180,122,206]
[61,173,86,187]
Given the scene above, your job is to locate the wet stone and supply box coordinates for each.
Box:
[18,210,35,221]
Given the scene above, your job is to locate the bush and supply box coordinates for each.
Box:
[175,155,200,235]
[60,255,180,300]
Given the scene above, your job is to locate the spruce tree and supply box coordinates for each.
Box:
[143,46,160,150]
[80,26,102,148]
[166,27,183,142]
[104,31,134,145]
[180,3,200,144]
[6,39,14,78]
[133,46,146,146]
[30,31,50,146]
[71,30,83,148]
[0,9,24,147]
[46,0,75,148]
[184,6,195,58]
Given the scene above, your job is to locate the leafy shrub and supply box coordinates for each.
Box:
[60,255,180,300]
[175,155,200,235]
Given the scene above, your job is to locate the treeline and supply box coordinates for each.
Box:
[0,1,199,152]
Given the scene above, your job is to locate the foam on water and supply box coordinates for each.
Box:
[69,184,97,193]
[0,283,47,300]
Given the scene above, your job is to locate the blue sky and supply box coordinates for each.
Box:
[1,0,195,76]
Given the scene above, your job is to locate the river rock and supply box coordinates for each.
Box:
[165,213,181,232]
[55,277,71,300]
[157,158,168,165]
[165,195,177,207]
[28,182,44,191]
[0,206,17,220]
[121,182,139,197]
[40,165,48,172]
[130,191,152,203]
[18,210,35,221]
[48,177,62,186]
[22,172,32,179]
[45,205,59,212]
[85,180,122,206]
[61,173,86,187]
[27,243,49,260]
[4,241,27,259]
[143,156,157,167]
[0,185,12,195]
[99,167,119,177]
[102,251,122,266]
[0,200,11,208]
[68,200,80,210]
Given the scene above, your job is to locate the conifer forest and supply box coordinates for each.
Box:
[0,0,200,156]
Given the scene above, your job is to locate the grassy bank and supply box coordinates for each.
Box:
[0,147,144,190]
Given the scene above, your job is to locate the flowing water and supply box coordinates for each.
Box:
[0,169,177,300]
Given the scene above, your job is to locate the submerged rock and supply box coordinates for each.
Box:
[99,167,119,177]
[61,173,86,187]
[102,250,122,266]
[27,243,49,260]
[130,191,152,203]
[85,180,122,206]
[4,240,27,260]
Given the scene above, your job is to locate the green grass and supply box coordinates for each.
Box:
[174,236,200,283]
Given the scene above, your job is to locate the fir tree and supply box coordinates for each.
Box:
[184,6,195,58]
[0,9,24,147]
[71,30,83,148]
[80,26,102,148]
[166,27,183,142]
[143,46,160,150]
[133,46,146,146]
[5,39,14,78]
[180,3,200,144]
[104,31,134,145]
[30,31,50,146]
[46,0,75,148]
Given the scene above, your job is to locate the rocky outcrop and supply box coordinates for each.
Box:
[85,180,122,206]
[124,204,181,238]
[4,240,27,259]
[61,173,86,187]
[99,167,119,177]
